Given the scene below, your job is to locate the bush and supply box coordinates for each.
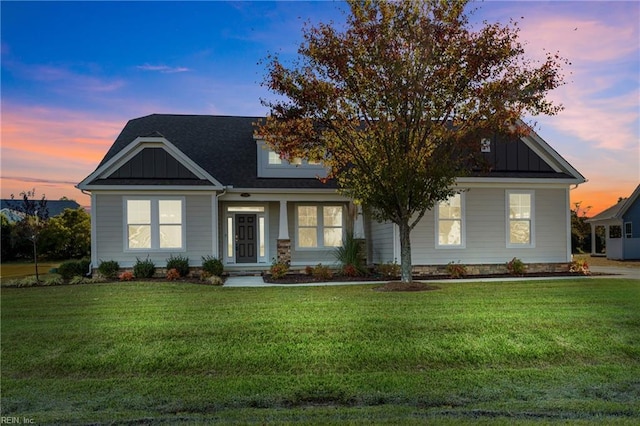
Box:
[376,261,400,278]
[312,263,333,280]
[334,232,364,273]
[133,257,155,279]
[18,276,39,287]
[304,265,313,276]
[166,268,181,281]
[342,264,359,277]
[58,259,89,280]
[207,275,224,286]
[202,256,224,277]
[69,276,88,285]
[506,257,526,276]
[570,259,590,275]
[166,255,189,277]
[270,258,289,279]
[97,260,120,280]
[446,261,467,279]
[119,271,134,281]
[43,274,63,286]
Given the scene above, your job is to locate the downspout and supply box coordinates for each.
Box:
[213,187,227,259]
[79,188,94,276]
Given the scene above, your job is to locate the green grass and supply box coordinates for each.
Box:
[2,279,639,424]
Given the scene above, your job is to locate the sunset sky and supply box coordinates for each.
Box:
[1,1,638,215]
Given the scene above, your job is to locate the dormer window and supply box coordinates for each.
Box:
[256,140,329,179]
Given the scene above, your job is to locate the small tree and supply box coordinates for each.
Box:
[571,202,591,254]
[10,189,49,280]
[40,207,91,259]
[257,0,567,282]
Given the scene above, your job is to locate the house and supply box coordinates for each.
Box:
[586,184,640,260]
[0,199,81,223]
[77,114,586,274]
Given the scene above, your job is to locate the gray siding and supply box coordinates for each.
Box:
[369,219,396,264]
[94,193,214,268]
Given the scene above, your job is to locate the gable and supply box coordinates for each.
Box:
[484,136,555,173]
[107,148,200,180]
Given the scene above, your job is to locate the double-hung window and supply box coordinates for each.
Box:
[506,191,534,247]
[625,222,633,239]
[125,197,184,250]
[436,192,465,248]
[296,205,343,248]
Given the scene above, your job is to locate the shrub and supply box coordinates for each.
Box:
[18,276,39,287]
[342,264,359,277]
[376,261,400,278]
[202,256,224,277]
[58,260,86,280]
[166,254,189,277]
[43,274,64,286]
[207,275,224,286]
[97,260,120,280]
[312,263,333,280]
[166,268,181,281]
[133,257,155,279]
[570,259,590,275]
[304,265,313,276]
[69,276,88,285]
[446,261,467,279]
[270,258,289,279]
[334,232,363,273]
[119,271,134,281]
[506,257,526,276]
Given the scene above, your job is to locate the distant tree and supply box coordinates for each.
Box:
[1,215,15,262]
[9,189,49,280]
[257,0,567,282]
[40,208,91,259]
[571,201,591,253]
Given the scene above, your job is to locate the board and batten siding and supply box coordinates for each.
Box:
[93,193,214,268]
[367,187,570,266]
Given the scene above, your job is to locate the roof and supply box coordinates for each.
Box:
[0,199,81,219]
[80,114,585,190]
[587,184,640,223]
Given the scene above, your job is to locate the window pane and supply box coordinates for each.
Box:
[298,228,317,248]
[259,217,265,257]
[439,220,461,246]
[510,220,530,244]
[160,225,182,248]
[159,200,182,224]
[268,151,282,164]
[509,194,531,219]
[127,200,150,224]
[323,206,342,227]
[324,228,343,247]
[439,194,461,219]
[227,217,233,258]
[128,225,151,248]
[298,206,317,226]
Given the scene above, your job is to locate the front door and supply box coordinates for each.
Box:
[235,214,257,263]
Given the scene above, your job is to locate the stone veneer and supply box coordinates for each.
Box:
[277,239,292,265]
[411,262,570,276]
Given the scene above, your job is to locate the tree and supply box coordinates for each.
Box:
[257,0,567,282]
[9,189,49,280]
[571,202,591,254]
[40,208,91,259]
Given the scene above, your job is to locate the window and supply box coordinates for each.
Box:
[268,151,282,165]
[125,198,184,250]
[610,225,622,239]
[297,205,343,248]
[625,222,632,239]
[437,193,464,248]
[507,191,534,247]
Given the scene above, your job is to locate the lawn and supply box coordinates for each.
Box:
[1,279,639,424]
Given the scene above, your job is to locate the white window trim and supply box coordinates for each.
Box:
[123,196,186,252]
[295,204,344,250]
[224,205,269,264]
[435,192,466,249]
[506,190,535,248]
[624,222,632,239]
[256,141,328,178]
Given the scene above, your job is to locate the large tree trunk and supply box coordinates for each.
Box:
[398,219,413,283]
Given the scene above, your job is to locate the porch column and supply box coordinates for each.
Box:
[277,200,291,264]
[353,204,365,239]
[590,223,596,255]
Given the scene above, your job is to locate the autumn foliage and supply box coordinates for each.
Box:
[256,0,567,282]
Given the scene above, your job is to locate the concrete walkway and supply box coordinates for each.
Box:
[223,267,639,288]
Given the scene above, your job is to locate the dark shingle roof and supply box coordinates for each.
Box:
[96,114,334,189]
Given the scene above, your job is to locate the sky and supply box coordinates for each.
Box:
[1,1,638,215]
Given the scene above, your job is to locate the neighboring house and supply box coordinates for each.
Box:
[586,184,640,260]
[77,114,586,273]
[0,199,81,223]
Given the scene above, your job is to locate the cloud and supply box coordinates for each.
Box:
[136,64,191,73]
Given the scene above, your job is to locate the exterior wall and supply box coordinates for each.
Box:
[622,199,640,259]
[370,187,570,266]
[93,193,214,268]
[287,202,340,266]
[368,219,396,264]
